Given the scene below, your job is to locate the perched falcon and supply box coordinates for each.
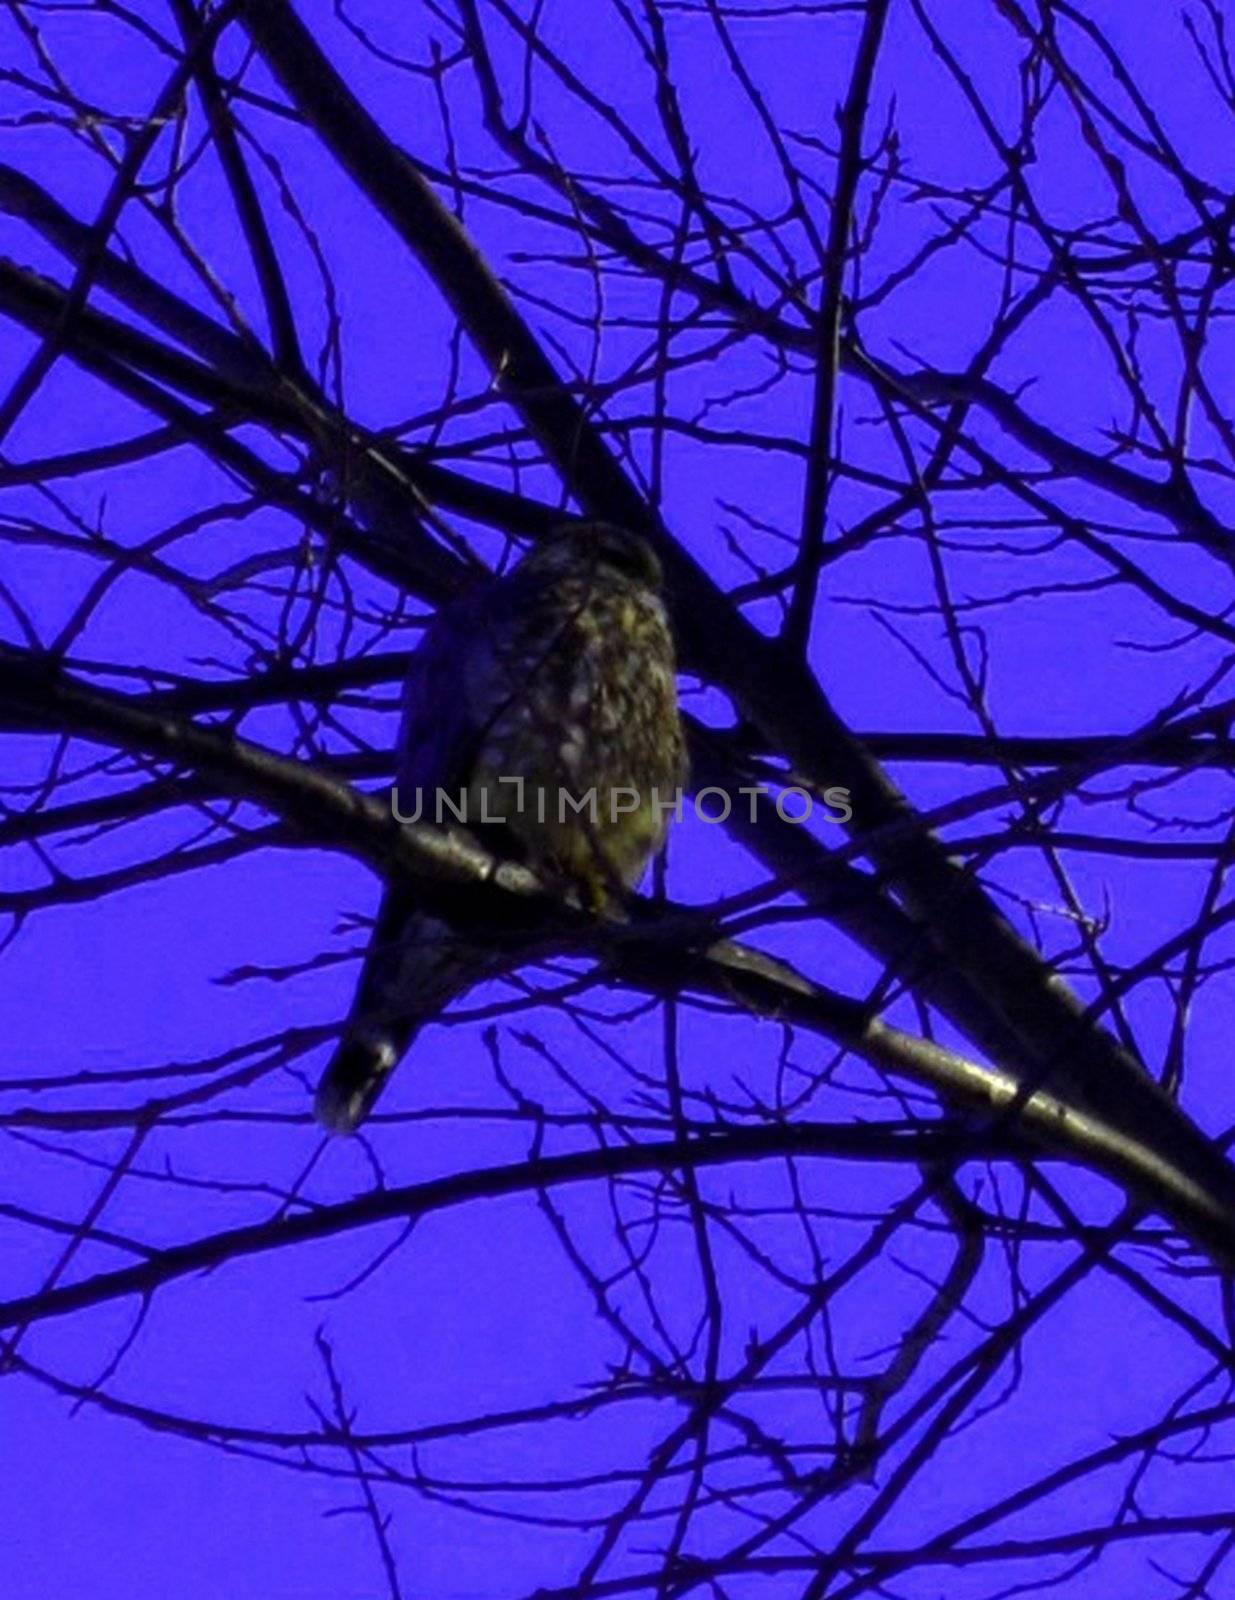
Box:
[315,521,687,1132]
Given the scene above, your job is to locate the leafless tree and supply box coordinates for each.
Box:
[4,2,1235,1595]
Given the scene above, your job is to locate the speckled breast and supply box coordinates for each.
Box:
[466,572,686,893]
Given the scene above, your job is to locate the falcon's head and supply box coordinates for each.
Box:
[521,521,664,591]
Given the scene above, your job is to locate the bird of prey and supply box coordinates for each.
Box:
[316,521,687,1132]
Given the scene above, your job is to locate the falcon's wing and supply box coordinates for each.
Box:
[395,590,489,798]
[315,584,501,1133]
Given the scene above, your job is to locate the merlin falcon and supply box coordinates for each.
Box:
[316,521,688,1132]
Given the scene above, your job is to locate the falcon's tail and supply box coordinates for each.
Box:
[314,1027,416,1135]
[315,894,480,1135]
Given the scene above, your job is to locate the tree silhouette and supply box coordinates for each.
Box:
[3,2,1235,1596]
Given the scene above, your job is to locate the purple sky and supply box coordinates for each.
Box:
[3,3,1235,1597]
